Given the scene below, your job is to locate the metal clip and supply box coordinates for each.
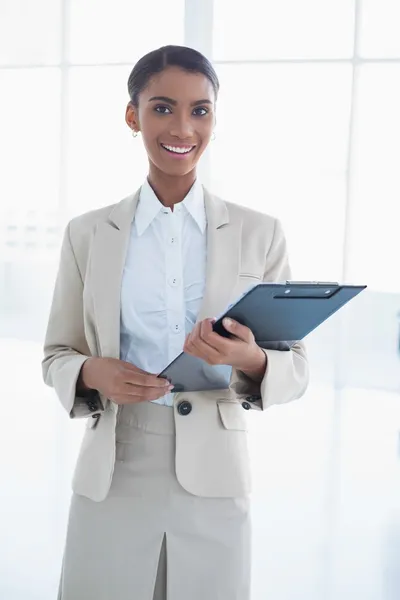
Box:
[285,280,339,286]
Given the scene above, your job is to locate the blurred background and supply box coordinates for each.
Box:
[0,0,399,598]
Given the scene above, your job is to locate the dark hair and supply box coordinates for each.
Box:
[127,45,220,107]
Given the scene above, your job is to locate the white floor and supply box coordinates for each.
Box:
[0,340,399,599]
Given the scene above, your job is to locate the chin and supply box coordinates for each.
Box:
[154,160,199,178]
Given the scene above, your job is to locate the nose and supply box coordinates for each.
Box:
[169,113,195,140]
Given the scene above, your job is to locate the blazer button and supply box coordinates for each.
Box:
[242,401,251,410]
[177,400,192,416]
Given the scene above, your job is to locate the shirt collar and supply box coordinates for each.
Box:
[134,178,206,236]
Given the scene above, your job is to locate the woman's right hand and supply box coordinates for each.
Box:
[79,357,173,405]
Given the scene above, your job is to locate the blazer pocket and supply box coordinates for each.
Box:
[238,273,262,280]
[217,401,248,431]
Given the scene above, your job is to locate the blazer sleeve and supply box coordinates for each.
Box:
[230,218,310,411]
[41,222,105,419]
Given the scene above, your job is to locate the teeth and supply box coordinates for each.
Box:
[162,144,193,154]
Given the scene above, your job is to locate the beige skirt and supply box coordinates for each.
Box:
[59,401,252,600]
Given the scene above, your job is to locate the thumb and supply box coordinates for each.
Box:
[223,318,252,342]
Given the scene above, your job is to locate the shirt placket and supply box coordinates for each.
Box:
[164,206,186,364]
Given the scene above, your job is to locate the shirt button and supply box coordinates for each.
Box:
[170,237,177,244]
[169,277,180,287]
[173,324,182,333]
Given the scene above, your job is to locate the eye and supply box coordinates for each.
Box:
[193,107,209,116]
[154,105,172,115]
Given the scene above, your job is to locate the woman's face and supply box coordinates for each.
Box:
[126,66,216,177]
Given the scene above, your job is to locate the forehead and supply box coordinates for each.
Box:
[141,66,215,102]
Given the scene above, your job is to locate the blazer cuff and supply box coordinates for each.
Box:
[230,343,309,411]
[259,345,309,409]
[45,353,105,419]
[229,368,263,411]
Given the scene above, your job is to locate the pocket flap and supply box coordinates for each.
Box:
[217,401,248,431]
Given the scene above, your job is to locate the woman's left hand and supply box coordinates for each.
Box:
[183,317,267,380]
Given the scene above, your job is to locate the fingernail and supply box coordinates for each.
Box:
[223,318,233,327]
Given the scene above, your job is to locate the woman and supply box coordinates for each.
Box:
[42,45,309,600]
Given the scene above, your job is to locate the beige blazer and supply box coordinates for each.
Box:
[42,188,309,502]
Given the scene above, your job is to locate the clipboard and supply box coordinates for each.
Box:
[158,281,367,393]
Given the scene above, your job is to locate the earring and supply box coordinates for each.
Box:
[132,130,138,138]
[211,131,216,141]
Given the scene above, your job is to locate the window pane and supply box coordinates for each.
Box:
[359,0,400,58]
[0,69,61,262]
[210,64,352,280]
[66,67,148,216]
[213,0,355,61]
[347,64,400,293]
[0,0,61,65]
[249,386,334,600]
[333,389,400,598]
[68,0,184,64]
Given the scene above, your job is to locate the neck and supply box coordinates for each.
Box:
[147,165,197,208]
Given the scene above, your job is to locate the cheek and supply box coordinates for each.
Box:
[138,113,161,144]
[195,133,212,155]
[142,136,160,157]
[197,119,214,146]
[140,124,159,148]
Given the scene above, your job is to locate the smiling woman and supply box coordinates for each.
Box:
[42,44,309,600]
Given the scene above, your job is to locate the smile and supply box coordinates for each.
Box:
[160,143,196,155]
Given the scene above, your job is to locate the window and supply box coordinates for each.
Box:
[213,0,355,60]
[359,0,400,58]
[210,63,352,280]
[68,0,185,64]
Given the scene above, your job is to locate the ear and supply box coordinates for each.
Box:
[125,101,140,133]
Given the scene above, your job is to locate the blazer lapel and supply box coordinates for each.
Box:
[90,189,140,359]
[197,188,242,322]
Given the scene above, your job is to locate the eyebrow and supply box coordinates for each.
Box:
[148,96,213,107]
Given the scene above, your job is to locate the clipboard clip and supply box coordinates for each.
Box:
[285,280,339,286]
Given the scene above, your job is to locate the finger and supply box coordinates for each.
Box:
[222,318,254,342]
[119,380,173,398]
[123,371,171,389]
[120,360,149,375]
[183,323,202,351]
[189,322,201,340]
[198,319,231,353]
[186,334,223,365]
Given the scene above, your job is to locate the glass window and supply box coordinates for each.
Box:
[359,0,400,58]
[66,66,148,216]
[0,0,61,66]
[68,0,185,64]
[210,63,352,280]
[346,64,400,293]
[213,0,355,61]
[0,69,61,220]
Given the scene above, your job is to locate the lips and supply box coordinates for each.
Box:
[160,143,196,155]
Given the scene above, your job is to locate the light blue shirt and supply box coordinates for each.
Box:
[119,178,207,406]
